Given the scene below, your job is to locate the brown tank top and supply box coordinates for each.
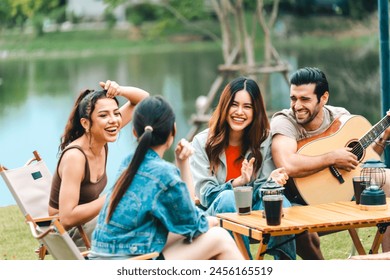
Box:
[49,145,108,209]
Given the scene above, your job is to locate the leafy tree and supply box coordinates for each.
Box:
[105,0,212,36]
[0,0,65,35]
[162,0,209,21]
[347,0,377,20]
[0,1,12,28]
[0,0,28,30]
[125,3,164,27]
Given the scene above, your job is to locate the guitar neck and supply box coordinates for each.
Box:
[359,114,390,149]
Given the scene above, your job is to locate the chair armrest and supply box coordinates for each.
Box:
[28,214,92,250]
[29,215,91,250]
[27,221,54,239]
[34,215,59,223]
[30,215,59,227]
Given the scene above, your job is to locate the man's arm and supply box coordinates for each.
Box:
[272,134,359,178]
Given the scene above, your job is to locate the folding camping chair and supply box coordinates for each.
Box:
[0,150,90,259]
[27,217,159,260]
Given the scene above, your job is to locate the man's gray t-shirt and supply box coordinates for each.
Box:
[270,105,350,141]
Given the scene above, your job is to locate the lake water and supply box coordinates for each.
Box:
[0,45,382,206]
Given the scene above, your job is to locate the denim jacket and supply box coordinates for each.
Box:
[90,149,209,256]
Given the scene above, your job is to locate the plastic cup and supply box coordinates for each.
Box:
[352,176,370,204]
[234,186,253,215]
[263,195,283,225]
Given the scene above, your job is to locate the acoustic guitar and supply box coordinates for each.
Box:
[285,114,390,205]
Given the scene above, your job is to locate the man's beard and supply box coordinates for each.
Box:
[294,108,320,126]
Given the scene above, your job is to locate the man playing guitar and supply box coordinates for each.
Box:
[270,67,390,259]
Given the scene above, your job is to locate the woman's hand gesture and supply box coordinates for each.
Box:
[175,138,194,163]
[99,80,122,98]
[232,157,255,187]
[269,167,289,186]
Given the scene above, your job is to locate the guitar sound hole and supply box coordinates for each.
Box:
[347,141,364,161]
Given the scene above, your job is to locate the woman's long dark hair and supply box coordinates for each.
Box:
[206,77,269,174]
[106,96,175,222]
[59,89,119,152]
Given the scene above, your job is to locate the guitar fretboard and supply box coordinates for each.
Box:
[359,114,390,149]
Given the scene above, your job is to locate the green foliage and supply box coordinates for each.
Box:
[126,3,164,27]
[31,13,45,36]
[167,0,209,21]
[347,0,377,20]
[288,0,378,18]
[108,0,212,38]
[49,5,66,25]
[104,9,117,29]
[0,0,64,33]
[0,1,12,28]
[104,0,127,8]
[143,20,173,41]
[68,12,82,24]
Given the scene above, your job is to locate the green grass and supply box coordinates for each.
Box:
[0,206,41,260]
[252,228,378,260]
[0,205,378,260]
[0,29,221,60]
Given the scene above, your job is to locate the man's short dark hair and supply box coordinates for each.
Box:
[290,67,329,102]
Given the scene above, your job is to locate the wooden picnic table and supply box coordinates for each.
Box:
[217,198,390,260]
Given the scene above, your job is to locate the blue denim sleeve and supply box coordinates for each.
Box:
[153,175,209,242]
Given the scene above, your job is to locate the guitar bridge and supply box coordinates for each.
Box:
[329,166,344,184]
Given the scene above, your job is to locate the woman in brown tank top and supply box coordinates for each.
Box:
[48,80,149,246]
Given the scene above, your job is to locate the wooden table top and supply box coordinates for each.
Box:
[217,199,390,235]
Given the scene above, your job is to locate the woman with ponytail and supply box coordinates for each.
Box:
[89,96,244,260]
[49,80,149,247]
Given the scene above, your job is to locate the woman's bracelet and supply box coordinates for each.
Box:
[375,137,390,149]
[375,140,385,149]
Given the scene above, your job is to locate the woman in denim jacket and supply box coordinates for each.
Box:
[89,96,244,260]
[190,77,296,260]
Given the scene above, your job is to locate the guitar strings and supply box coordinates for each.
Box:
[350,115,390,157]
